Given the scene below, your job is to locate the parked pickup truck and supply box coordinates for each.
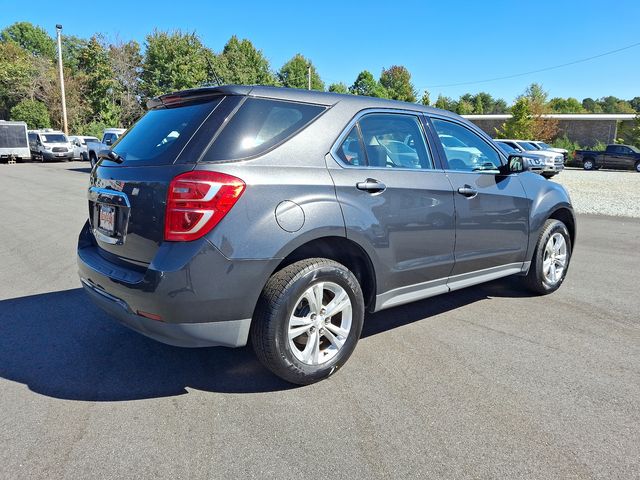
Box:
[86,128,126,167]
[574,144,640,172]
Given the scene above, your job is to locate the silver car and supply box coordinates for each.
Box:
[68,135,100,161]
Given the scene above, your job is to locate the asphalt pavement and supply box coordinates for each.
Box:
[1,162,639,479]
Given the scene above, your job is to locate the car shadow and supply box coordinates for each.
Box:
[67,167,91,174]
[0,279,532,401]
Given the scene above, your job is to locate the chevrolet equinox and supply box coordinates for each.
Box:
[77,85,575,384]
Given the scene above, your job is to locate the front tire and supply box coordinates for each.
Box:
[524,219,572,295]
[635,161,640,173]
[251,258,364,385]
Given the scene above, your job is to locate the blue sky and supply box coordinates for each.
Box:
[2,0,639,103]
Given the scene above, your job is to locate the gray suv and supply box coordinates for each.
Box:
[77,86,575,384]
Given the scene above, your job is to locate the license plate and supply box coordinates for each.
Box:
[99,205,116,235]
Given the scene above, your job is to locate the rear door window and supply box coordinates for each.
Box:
[110,97,223,166]
[357,113,433,169]
[202,98,325,162]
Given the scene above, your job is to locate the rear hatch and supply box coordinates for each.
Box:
[88,94,243,268]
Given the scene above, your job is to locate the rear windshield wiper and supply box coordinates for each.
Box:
[98,150,124,164]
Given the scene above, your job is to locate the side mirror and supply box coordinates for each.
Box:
[500,154,529,174]
[104,138,112,146]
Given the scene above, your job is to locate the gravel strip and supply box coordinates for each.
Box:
[551,168,640,218]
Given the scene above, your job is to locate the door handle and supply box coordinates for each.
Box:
[356,178,386,194]
[457,185,478,198]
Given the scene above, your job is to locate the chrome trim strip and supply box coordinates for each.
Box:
[88,186,131,207]
[92,229,120,244]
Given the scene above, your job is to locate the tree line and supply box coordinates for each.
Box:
[1,21,638,138]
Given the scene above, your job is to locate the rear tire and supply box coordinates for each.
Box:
[635,161,640,173]
[251,258,364,385]
[583,158,595,170]
[523,219,572,295]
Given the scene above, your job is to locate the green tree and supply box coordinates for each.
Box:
[434,94,456,112]
[456,100,473,115]
[492,98,509,114]
[420,90,430,106]
[598,96,635,114]
[0,42,34,117]
[278,54,324,90]
[328,82,349,94]
[216,36,278,85]
[629,97,640,113]
[520,82,548,105]
[548,97,585,113]
[349,70,387,98]
[379,65,416,102]
[109,40,143,126]
[79,36,120,125]
[10,98,51,128]
[140,30,211,98]
[62,35,89,72]
[582,97,602,113]
[473,96,484,114]
[495,98,533,139]
[0,22,56,58]
[617,115,640,148]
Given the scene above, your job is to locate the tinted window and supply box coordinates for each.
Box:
[112,98,221,164]
[203,98,325,161]
[337,127,365,166]
[432,119,502,171]
[357,114,433,169]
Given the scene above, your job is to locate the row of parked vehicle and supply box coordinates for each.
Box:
[0,120,125,165]
[492,139,567,179]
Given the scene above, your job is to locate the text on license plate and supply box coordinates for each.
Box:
[99,205,116,235]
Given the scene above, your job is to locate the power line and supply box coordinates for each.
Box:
[421,40,640,89]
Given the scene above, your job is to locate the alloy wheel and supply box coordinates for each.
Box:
[542,233,567,285]
[287,282,352,365]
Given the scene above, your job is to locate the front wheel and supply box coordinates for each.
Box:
[524,219,572,295]
[635,161,640,173]
[583,158,595,170]
[251,258,364,385]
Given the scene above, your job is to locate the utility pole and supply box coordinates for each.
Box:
[307,64,311,91]
[55,24,68,135]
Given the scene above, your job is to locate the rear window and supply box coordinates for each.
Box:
[202,98,325,162]
[112,98,222,164]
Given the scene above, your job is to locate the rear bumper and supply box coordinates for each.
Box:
[81,278,250,347]
[77,221,278,348]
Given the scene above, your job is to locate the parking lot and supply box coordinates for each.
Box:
[1,161,639,479]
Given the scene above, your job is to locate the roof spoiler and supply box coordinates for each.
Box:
[147,85,253,109]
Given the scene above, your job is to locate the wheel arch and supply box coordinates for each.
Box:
[270,236,377,312]
[548,207,576,248]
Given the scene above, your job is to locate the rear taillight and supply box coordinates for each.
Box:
[165,170,245,242]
